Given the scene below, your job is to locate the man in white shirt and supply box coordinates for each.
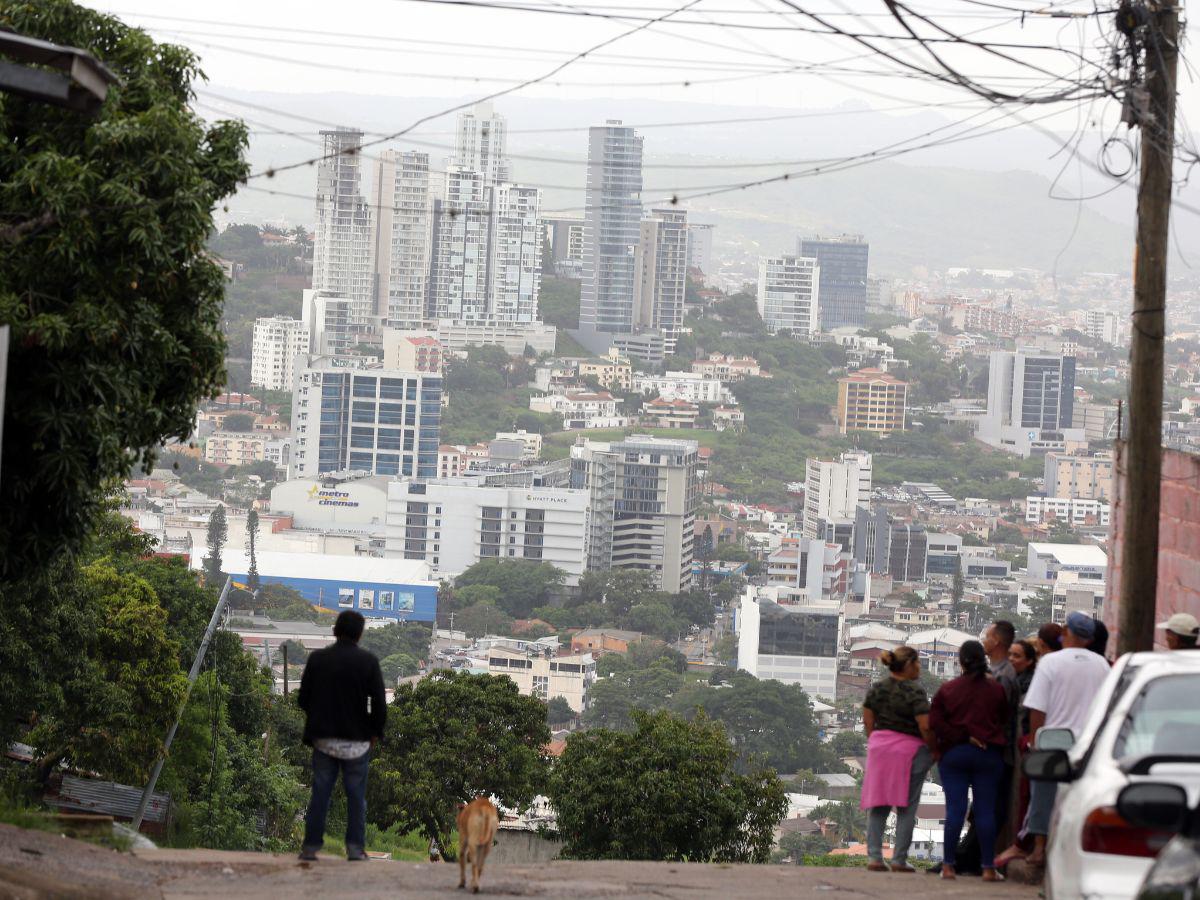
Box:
[1021,611,1111,866]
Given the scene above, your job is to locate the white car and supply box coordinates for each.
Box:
[1026,651,1200,900]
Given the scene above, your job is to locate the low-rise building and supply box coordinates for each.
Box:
[529,391,624,430]
[577,349,632,391]
[493,430,543,462]
[1026,542,1107,584]
[691,353,763,382]
[644,397,699,429]
[436,319,557,357]
[1025,495,1111,527]
[632,371,726,404]
[485,648,597,713]
[384,479,590,583]
[711,406,745,431]
[204,432,267,466]
[570,628,645,655]
[1043,450,1113,500]
[835,368,908,434]
[892,607,951,629]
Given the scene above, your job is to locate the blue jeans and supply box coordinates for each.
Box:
[1027,779,1058,837]
[302,748,371,855]
[940,743,1004,869]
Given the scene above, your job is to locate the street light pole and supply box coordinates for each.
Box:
[131,577,234,833]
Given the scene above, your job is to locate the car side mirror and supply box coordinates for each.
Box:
[1117,783,1189,832]
[1024,749,1075,782]
[1035,727,1075,751]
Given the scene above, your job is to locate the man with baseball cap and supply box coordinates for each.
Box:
[1020,611,1112,867]
[1157,612,1200,650]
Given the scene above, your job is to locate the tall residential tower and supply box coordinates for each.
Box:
[313,128,374,329]
[579,122,644,337]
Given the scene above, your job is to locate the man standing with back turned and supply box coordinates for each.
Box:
[1020,611,1110,867]
[298,610,387,861]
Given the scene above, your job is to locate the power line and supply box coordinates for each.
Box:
[245,0,705,182]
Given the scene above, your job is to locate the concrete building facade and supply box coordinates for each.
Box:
[757,255,820,334]
[251,316,310,391]
[313,127,374,329]
[570,435,700,593]
[290,355,442,480]
[835,368,908,434]
[633,208,688,352]
[384,479,589,582]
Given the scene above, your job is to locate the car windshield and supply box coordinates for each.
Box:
[1113,674,1200,760]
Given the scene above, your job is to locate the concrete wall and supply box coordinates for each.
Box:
[1104,443,1200,649]
[488,829,563,865]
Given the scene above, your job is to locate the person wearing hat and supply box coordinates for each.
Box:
[1157,612,1200,650]
[1018,611,1112,867]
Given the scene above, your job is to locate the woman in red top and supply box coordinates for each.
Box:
[930,640,1010,882]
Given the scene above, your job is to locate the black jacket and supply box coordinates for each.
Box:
[298,638,387,745]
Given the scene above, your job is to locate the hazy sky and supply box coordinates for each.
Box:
[80,0,1200,262]
[88,1,1193,126]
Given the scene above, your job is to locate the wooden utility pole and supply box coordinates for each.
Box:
[1118,1,1179,655]
[282,642,290,696]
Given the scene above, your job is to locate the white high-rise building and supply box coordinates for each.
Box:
[251,316,309,391]
[634,208,688,353]
[289,354,442,480]
[804,451,872,539]
[451,102,510,187]
[1084,309,1122,346]
[384,480,589,582]
[300,289,355,357]
[427,167,491,322]
[976,349,1084,457]
[372,150,431,329]
[686,223,714,274]
[570,434,699,593]
[579,122,644,337]
[313,128,374,329]
[757,255,820,335]
[490,183,542,323]
[426,107,542,325]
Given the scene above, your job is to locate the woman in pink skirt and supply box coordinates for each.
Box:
[861,646,938,872]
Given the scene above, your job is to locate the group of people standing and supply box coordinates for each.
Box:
[858,610,1190,880]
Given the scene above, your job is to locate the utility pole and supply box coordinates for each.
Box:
[132,577,234,833]
[1118,0,1179,655]
[282,642,290,696]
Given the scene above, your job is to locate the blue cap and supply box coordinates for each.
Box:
[1066,611,1096,640]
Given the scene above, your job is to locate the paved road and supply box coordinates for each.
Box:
[0,825,1039,899]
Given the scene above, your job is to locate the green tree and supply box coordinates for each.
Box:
[810,798,867,843]
[778,830,834,861]
[546,695,575,727]
[369,672,550,853]
[278,639,308,664]
[457,600,515,638]
[549,710,786,863]
[29,561,188,783]
[203,506,228,587]
[713,633,738,666]
[222,412,256,432]
[246,508,260,592]
[830,729,867,758]
[379,652,420,683]
[358,622,432,662]
[0,2,248,578]
[670,672,835,774]
[455,559,566,619]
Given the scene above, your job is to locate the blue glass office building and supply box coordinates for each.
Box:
[292,358,442,479]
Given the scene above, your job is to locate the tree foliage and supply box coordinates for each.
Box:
[0,1,248,577]
[455,559,565,620]
[27,561,188,783]
[369,672,550,853]
[549,710,787,863]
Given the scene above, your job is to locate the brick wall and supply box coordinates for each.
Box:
[1104,442,1200,649]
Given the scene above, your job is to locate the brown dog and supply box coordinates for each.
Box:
[456,796,499,893]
